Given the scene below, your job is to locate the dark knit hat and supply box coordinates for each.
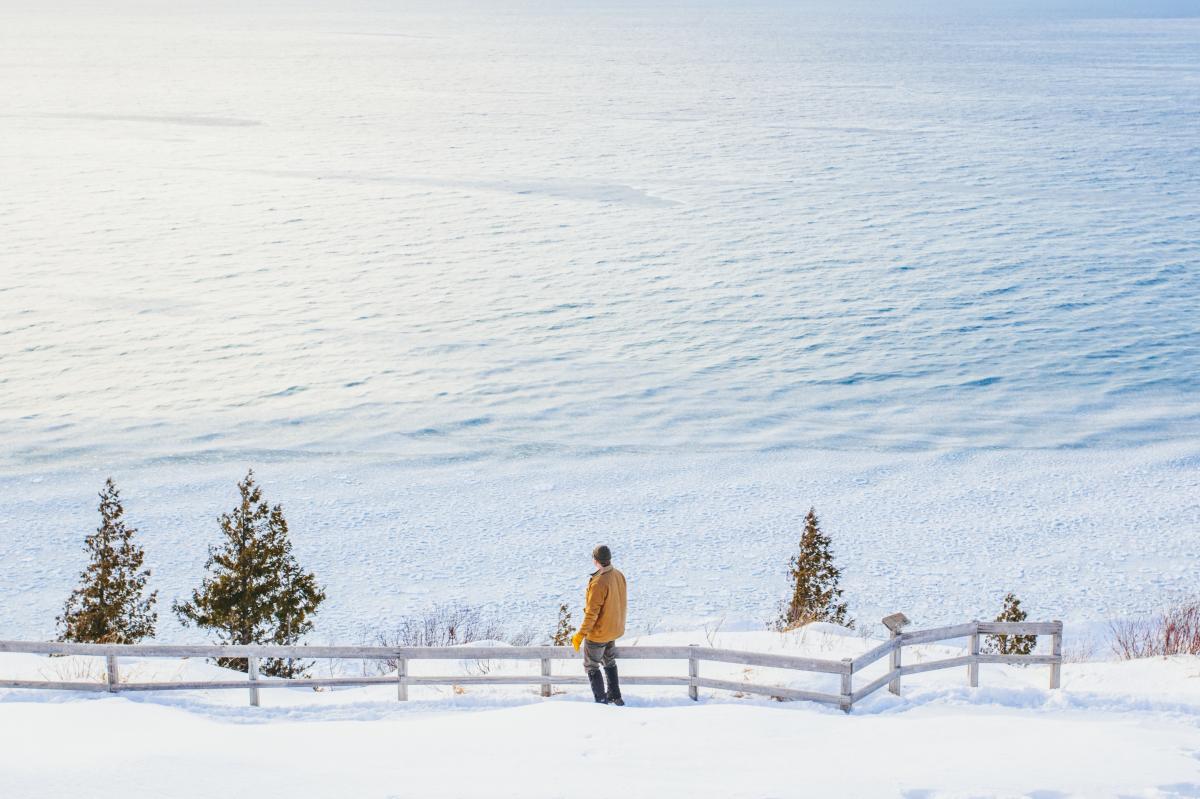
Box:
[592,545,611,566]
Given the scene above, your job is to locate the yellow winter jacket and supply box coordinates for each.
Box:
[580,565,626,643]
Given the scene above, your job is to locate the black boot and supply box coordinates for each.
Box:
[604,664,624,706]
[587,669,609,703]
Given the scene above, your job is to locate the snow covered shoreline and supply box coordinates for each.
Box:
[2,627,1198,797]
[3,441,1197,646]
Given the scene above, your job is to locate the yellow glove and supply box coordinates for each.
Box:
[571,631,584,651]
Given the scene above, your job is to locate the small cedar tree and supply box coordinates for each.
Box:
[173,470,325,677]
[551,603,573,646]
[58,478,157,644]
[774,507,853,631]
[983,592,1037,655]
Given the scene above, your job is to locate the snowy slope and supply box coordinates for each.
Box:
[4,442,1199,646]
[2,627,1199,798]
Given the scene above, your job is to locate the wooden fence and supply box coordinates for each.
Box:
[0,620,1062,712]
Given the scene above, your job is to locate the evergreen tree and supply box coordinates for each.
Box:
[58,478,157,644]
[551,603,573,646]
[774,507,852,631]
[173,470,325,677]
[983,592,1036,655]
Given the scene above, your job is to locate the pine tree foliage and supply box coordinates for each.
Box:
[173,470,325,677]
[551,603,573,646]
[983,592,1036,655]
[774,507,853,631]
[58,478,157,644]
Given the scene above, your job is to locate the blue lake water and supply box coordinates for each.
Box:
[1,2,1197,639]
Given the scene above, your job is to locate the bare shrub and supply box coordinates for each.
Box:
[1162,602,1200,655]
[703,616,725,647]
[370,603,527,675]
[1062,636,1097,664]
[508,627,537,647]
[1110,617,1156,659]
[385,603,505,648]
[39,656,106,684]
[1111,600,1200,659]
[38,656,158,686]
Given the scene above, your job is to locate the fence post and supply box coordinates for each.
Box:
[1049,620,1062,690]
[840,658,853,713]
[688,644,698,701]
[888,630,902,695]
[105,655,119,693]
[397,657,408,701]
[540,658,552,698]
[248,656,260,707]
[968,621,980,688]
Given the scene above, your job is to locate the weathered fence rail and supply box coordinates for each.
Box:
[0,619,1062,712]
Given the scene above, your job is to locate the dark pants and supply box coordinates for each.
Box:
[583,639,616,672]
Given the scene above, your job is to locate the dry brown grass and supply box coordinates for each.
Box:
[1111,600,1200,659]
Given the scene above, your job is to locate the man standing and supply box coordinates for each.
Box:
[571,545,627,705]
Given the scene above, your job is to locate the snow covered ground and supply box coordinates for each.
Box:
[6,443,1200,646]
[2,627,1199,798]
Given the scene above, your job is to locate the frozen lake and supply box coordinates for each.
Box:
[1,1,1197,641]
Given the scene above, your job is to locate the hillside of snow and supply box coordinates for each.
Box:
[3,626,1199,797]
